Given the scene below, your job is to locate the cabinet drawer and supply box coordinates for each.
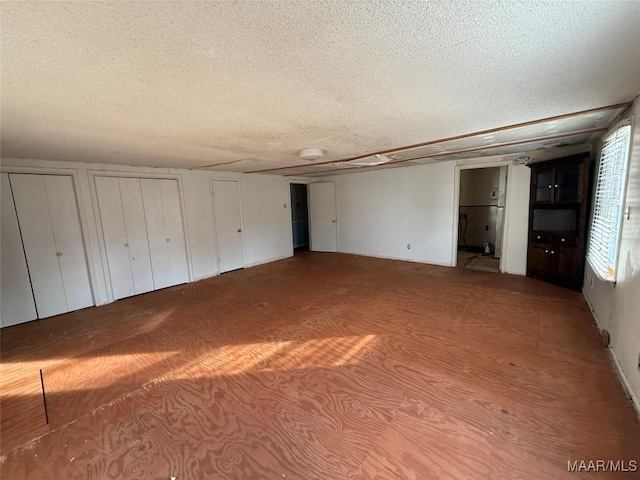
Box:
[550,233,577,246]
[531,232,551,243]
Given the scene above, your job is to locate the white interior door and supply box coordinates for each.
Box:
[309,182,337,252]
[10,174,68,318]
[43,175,93,311]
[118,178,154,295]
[10,174,93,318]
[1,173,37,326]
[212,180,244,273]
[141,178,172,289]
[140,178,189,289]
[159,179,189,285]
[95,176,135,300]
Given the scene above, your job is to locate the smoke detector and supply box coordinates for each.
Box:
[299,147,325,161]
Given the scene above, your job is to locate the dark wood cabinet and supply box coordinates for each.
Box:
[526,154,590,290]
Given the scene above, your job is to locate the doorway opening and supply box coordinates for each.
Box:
[290,183,309,254]
[456,166,507,273]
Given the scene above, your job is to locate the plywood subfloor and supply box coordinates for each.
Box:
[1,252,638,479]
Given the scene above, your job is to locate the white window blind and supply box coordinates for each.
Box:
[586,123,632,282]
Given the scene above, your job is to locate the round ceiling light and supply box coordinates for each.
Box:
[299,147,325,161]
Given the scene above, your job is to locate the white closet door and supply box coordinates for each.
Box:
[309,182,338,252]
[140,179,172,289]
[1,173,37,326]
[95,176,135,300]
[212,180,244,273]
[160,179,189,285]
[43,176,93,311]
[10,174,67,318]
[119,178,154,295]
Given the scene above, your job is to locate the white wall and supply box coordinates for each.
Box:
[323,158,531,273]
[583,98,640,412]
[501,163,531,275]
[0,158,297,310]
[328,162,456,265]
[240,174,293,267]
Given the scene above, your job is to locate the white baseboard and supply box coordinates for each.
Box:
[609,345,640,418]
[244,253,293,268]
[582,288,640,418]
[337,250,453,267]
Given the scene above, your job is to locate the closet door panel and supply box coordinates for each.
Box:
[119,178,154,295]
[160,179,189,285]
[1,173,37,326]
[95,176,135,300]
[140,179,172,290]
[44,176,93,311]
[10,174,67,318]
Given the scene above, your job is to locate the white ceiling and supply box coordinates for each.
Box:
[1,1,639,173]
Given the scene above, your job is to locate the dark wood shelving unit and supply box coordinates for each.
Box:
[526,153,591,290]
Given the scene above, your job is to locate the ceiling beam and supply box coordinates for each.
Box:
[248,101,630,174]
[283,127,604,176]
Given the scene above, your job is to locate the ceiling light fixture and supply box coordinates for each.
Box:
[299,147,325,161]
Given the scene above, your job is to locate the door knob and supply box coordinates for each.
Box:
[548,185,552,188]
[56,252,63,257]
[545,249,549,253]
[554,184,558,188]
[237,229,242,233]
[166,238,171,242]
[332,219,336,223]
[124,243,129,247]
[551,251,555,254]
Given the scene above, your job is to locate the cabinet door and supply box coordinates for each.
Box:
[1,173,37,326]
[532,168,555,203]
[552,246,580,286]
[554,163,581,203]
[10,174,67,318]
[43,176,93,311]
[527,245,551,278]
[159,179,189,285]
[119,178,154,295]
[95,176,135,300]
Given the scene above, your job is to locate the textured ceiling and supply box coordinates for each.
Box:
[1,1,639,172]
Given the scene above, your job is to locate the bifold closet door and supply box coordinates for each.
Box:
[10,174,93,319]
[1,173,37,326]
[95,176,135,299]
[95,177,154,300]
[119,178,154,295]
[140,179,188,289]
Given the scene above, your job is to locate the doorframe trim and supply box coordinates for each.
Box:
[287,179,312,256]
[452,161,512,272]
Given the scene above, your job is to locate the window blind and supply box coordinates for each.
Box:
[586,124,632,281]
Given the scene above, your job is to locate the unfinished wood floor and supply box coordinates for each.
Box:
[1,252,638,479]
